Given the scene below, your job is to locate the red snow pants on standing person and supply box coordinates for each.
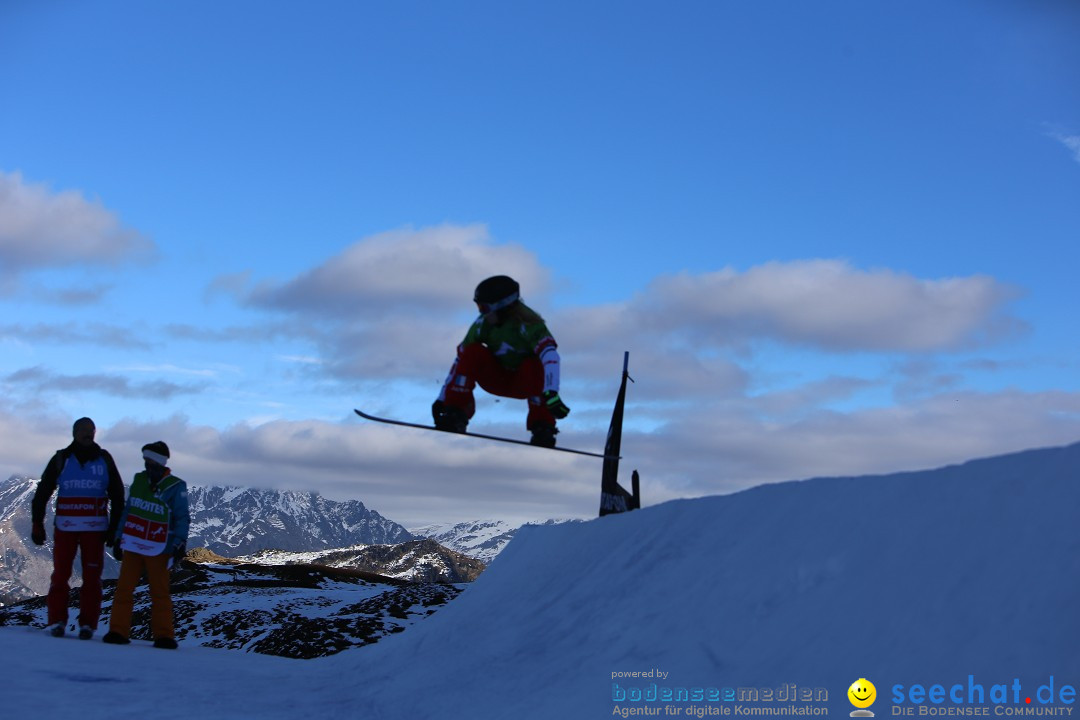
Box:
[47,529,106,629]
[443,344,557,430]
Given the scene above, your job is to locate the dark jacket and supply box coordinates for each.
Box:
[32,441,126,538]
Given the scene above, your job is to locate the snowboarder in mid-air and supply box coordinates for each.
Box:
[432,275,570,448]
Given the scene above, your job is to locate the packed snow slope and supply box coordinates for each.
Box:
[3,441,1077,719]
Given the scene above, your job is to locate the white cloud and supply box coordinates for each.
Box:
[1046,128,1080,164]
[0,322,154,349]
[628,260,1024,352]
[4,366,206,400]
[215,232,1026,393]
[107,363,226,378]
[219,224,555,382]
[0,171,155,291]
[277,355,323,366]
[243,224,549,318]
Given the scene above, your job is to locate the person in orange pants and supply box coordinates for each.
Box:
[108,552,174,642]
[103,441,189,649]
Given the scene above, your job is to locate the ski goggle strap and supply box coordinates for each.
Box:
[475,291,519,315]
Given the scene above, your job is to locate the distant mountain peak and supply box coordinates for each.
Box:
[411,518,581,563]
[186,485,413,556]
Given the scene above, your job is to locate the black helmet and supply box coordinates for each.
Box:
[474,275,520,314]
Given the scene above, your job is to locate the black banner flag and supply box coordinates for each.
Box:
[599,352,641,516]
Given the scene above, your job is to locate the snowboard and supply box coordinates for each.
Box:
[353,409,615,459]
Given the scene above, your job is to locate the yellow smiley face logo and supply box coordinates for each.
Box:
[848,679,877,709]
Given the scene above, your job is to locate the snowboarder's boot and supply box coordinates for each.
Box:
[530,422,558,449]
[433,405,469,434]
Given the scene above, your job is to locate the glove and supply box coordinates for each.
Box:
[112,542,124,562]
[543,391,570,419]
[172,542,187,564]
[31,522,46,546]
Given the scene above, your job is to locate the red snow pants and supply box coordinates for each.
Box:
[444,343,556,430]
[47,529,106,629]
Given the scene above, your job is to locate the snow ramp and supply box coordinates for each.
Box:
[321,441,1080,719]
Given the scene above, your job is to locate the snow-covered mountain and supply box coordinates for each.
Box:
[239,539,485,583]
[0,476,94,604]
[409,520,520,562]
[187,485,413,556]
[1,439,1076,720]
[410,518,579,562]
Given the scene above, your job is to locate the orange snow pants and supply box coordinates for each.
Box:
[108,552,174,640]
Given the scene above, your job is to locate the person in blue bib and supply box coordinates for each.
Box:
[31,417,125,640]
[103,441,190,649]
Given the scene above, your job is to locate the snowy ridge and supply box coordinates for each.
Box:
[239,546,372,566]
[411,518,580,562]
[239,539,485,583]
[0,476,36,525]
[0,476,72,604]
[186,485,414,555]
[1,440,1077,719]
[409,519,519,563]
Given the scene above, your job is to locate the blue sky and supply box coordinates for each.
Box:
[2,0,1079,527]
